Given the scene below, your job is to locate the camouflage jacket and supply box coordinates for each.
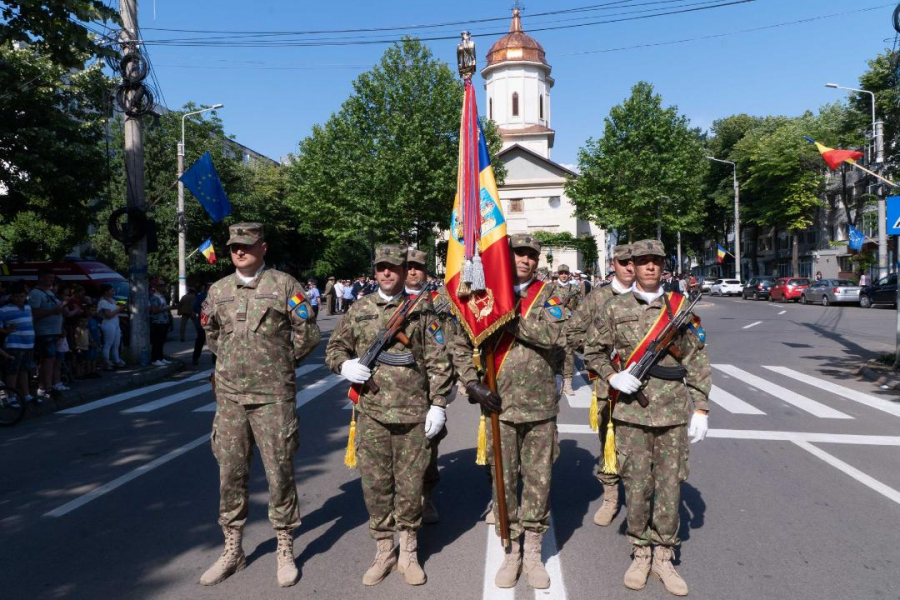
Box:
[325,291,454,424]
[550,281,584,320]
[203,268,321,404]
[455,281,567,423]
[566,281,617,353]
[583,290,710,427]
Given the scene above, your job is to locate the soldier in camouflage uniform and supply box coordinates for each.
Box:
[457,233,567,590]
[566,244,634,527]
[553,264,584,397]
[199,223,321,588]
[326,245,453,587]
[583,239,710,597]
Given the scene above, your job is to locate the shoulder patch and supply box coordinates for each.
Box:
[427,320,445,346]
[544,296,564,320]
[200,299,212,326]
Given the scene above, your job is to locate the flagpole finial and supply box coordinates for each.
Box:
[457,31,476,80]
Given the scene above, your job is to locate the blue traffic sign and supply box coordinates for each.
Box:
[888,196,900,235]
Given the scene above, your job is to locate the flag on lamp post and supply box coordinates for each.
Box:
[179,151,233,223]
[198,238,217,264]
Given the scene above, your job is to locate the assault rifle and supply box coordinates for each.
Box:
[347,281,437,404]
[612,292,703,408]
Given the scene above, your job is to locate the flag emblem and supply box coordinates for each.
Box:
[544,297,563,320]
[688,315,706,343]
[427,321,445,346]
[288,293,308,319]
[198,239,217,264]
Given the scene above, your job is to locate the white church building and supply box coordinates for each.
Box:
[483,8,607,276]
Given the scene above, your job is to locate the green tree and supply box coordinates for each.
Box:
[566,82,708,246]
[532,231,599,273]
[844,50,900,176]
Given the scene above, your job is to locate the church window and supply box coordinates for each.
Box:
[539,94,544,120]
[512,92,519,117]
[509,199,524,213]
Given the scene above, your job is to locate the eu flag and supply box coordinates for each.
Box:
[180,151,232,223]
[848,224,865,251]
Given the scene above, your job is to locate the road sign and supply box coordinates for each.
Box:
[888,196,900,235]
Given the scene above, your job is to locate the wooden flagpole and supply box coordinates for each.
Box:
[482,349,510,548]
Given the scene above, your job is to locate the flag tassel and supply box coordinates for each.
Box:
[470,248,486,293]
[601,420,617,474]
[475,413,488,465]
[589,386,599,432]
[343,406,357,468]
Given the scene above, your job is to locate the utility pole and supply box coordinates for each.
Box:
[120,0,150,365]
[734,177,741,281]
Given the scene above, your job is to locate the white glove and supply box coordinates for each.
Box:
[688,412,708,444]
[424,405,446,439]
[340,359,371,384]
[609,365,642,395]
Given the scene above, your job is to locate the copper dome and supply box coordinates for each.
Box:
[485,8,547,68]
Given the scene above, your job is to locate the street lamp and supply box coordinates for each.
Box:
[706,156,741,281]
[177,103,224,301]
[826,82,886,277]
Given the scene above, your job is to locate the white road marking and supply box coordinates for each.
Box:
[709,386,766,415]
[771,304,784,308]
[565,371,593,409]
[343,402,354,410]
[742,321,762,330]
[763,366,900,419]
[557,425,900,446]
[794,441,900,506]
[537,516,567,600]
[193,364,328,412]
[122,384,211,413]
[482,524,515,600]
[296,374,345,408]
[44,434,210,518]
[58,369,213,414]
[778,310,786,315]
[712,365,853,419]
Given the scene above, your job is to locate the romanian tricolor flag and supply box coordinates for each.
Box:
[805,136,864,170]
[716,244,727,264]
[198,238,217,264]
[445,80,516,347]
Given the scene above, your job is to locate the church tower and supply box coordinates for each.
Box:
[482,8,555,159]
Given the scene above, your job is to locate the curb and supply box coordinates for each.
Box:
[856,365,900,391]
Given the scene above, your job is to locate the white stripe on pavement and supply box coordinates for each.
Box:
[296,374,344,409]
[193,363,328,412]
[565,372,593,409]
[712,365,853,419]
[778,310,786,315]
[58,369,213,414]
[556,425,900,446]
[121,384,211,413]
[794,441,900,506]
[44,434,210,518]
[763,366,900,418]
[709,385,766,415]
[537,516,567,600]
[742,321,762,330]
[482,524,515,600]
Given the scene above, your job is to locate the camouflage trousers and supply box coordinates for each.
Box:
[356,412,429,540]
[615,422,689,547]
[593,398,621,487]
[563,348,575,379]
[423,425,448,496]
[488,418,559,539]
[211,398,300,530]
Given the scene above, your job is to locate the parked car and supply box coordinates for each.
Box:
[769,277,810,303]
[742,277,776,300]
[859,274,898,308]
[800,279,861,306]
[700,278,714,293]
[711,279,742,296]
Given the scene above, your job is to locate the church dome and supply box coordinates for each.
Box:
[485,8,547,68]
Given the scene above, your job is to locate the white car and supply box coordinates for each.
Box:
[710,279,742,296]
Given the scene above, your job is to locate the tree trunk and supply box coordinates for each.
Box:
[792,231,800,277]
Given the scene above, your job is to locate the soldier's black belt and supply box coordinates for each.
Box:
[648,364,687,381]
[376,352,417,367]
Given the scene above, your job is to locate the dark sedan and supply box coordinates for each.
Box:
[859,274,898,308]
[742,277,776,300]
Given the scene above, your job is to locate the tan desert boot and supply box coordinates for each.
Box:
[363,537,397,586]
[200,526,246,586]
[523,531,550,589]
[275,530,299,587]
[623,545,652,590]
[397,530,426,585]
[652,545,689,596]
[494,540,522,588]
[422,491,439,524]
[562,378,575,396]
[593,483,620,526]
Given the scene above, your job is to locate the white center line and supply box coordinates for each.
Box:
[482,525,515,600]
[778,310,786,315]
[59,369,214,414]
[742,321,762,329]
[794,441,900,506]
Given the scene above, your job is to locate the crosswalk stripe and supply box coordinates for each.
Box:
[712,364,853,419]
[194,373,345,413]
[176,363,325,413]
[482,523,514,600]
[121,384,211,413]
[538,516,568,600]
[565,372,593,409]
[763,366,900,418]
[709,385,766,415]
[556,425,900,445]
[58,369,214,414]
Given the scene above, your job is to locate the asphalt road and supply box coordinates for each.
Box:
[2,295,900,600]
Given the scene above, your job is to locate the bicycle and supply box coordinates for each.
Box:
[0,383,26,427]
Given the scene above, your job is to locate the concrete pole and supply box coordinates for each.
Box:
[177,138,186,301]
[120,0,149,365]
[734,177,741,281]
[677,229,682,275]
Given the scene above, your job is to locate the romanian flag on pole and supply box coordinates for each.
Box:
[198,238,217,264]
[716,244,727,264]
[444,80,516,346]
[805,137,864,170]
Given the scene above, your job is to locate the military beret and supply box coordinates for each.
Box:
[509,233,541,254]
[406,248,428,267]
[374,244,407,266]
[227,222,264,246]
[631,239,666,258]
[557,264,570,274]
[612,244,633,261]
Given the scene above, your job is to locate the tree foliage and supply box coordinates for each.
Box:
[532,231,599,272]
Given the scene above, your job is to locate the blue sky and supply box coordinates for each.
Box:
[134,0,896,165]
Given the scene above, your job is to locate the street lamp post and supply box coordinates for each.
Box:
[177,104,223,301]
[706,156,741,281]
[826,83,886,277]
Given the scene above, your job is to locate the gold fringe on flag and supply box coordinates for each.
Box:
[601,420,617,475]
[589,386,599,432]
[475,413,488,465]
[344,405,358,469]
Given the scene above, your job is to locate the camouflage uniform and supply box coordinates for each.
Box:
[202,231,320,533]
[551,264,583,384]
[456,236,567,541]
[583,240,710,549]
[325,250,453,540]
